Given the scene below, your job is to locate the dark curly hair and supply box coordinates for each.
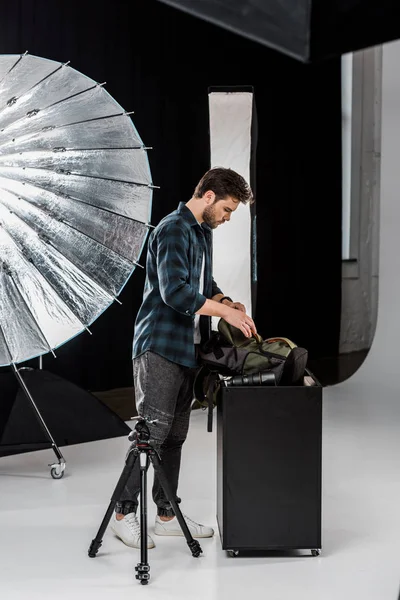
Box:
[193,167,254,205]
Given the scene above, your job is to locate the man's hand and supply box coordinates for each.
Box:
[221,299,246,313]
[230,301,246,313]
[196,298,257,338]
[223,306,257,338]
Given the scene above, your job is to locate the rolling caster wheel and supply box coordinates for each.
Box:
[49,460,66,479]
[311,549,321,557]
[50,466,64,479]
[227,550,239,557]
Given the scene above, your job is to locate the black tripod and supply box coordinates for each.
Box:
[88,417,202,584]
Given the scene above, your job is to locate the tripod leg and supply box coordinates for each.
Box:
[12,365,66,479]
[150,452,202,558]
[88,448,138,558]
[135,452,150,584]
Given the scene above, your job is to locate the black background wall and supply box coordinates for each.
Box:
[0,0,342,392]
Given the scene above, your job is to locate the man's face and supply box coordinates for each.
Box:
[202,195,239,229]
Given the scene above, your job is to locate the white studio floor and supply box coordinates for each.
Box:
[0,377,400,600]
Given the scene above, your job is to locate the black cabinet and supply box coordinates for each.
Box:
[216,384,322,554]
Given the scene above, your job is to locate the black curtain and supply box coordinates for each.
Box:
[0,0,342,391]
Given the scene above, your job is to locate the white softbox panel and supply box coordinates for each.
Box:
[208,90,254,326]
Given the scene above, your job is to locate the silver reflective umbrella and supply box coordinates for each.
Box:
[0,52,153,366]
[0,53,154,477]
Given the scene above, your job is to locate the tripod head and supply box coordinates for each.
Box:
[128,417,151,444]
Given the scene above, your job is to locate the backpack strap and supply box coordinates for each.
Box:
[205,370,220,433]
[193,367,220,433]
[265,337,297,350]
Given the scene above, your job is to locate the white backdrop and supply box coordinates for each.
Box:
[337,40,400,394]
[320,40,400,599]
[208,91,253,326]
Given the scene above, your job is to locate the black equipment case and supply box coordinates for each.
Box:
[216,380,322,556]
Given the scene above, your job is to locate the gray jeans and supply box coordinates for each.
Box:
[117,351,198,517]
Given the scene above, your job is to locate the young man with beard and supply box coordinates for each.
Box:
[111,167,256,548]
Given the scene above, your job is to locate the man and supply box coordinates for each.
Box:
[111,167,257,548]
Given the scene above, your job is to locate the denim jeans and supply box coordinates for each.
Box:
[117,351,198,517]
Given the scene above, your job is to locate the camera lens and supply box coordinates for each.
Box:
[225,372,276,386]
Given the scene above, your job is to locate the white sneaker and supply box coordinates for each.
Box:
[110,512,155,549]
[154,514,214,538]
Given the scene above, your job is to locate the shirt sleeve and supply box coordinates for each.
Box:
[156,222,206,316]
[211,277,223,298]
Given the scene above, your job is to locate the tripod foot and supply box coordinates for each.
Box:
[88,539,102,558]
[188,539,202,558]
[135,562,150,584]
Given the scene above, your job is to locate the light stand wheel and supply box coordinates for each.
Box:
[50,461,65,479]
[227,550,240,557]
[50,468,64,479]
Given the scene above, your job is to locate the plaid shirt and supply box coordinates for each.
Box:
[133,202,223,368]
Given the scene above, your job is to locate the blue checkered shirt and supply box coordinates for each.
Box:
[133,202,223,367]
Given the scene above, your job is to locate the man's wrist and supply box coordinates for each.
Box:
[219,296,233,305]
[219,302,232,318]
[196,298,233,318]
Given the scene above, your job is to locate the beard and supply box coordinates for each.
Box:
[202,203,220,229]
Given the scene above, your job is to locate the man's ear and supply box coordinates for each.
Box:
[204,191,216,205]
